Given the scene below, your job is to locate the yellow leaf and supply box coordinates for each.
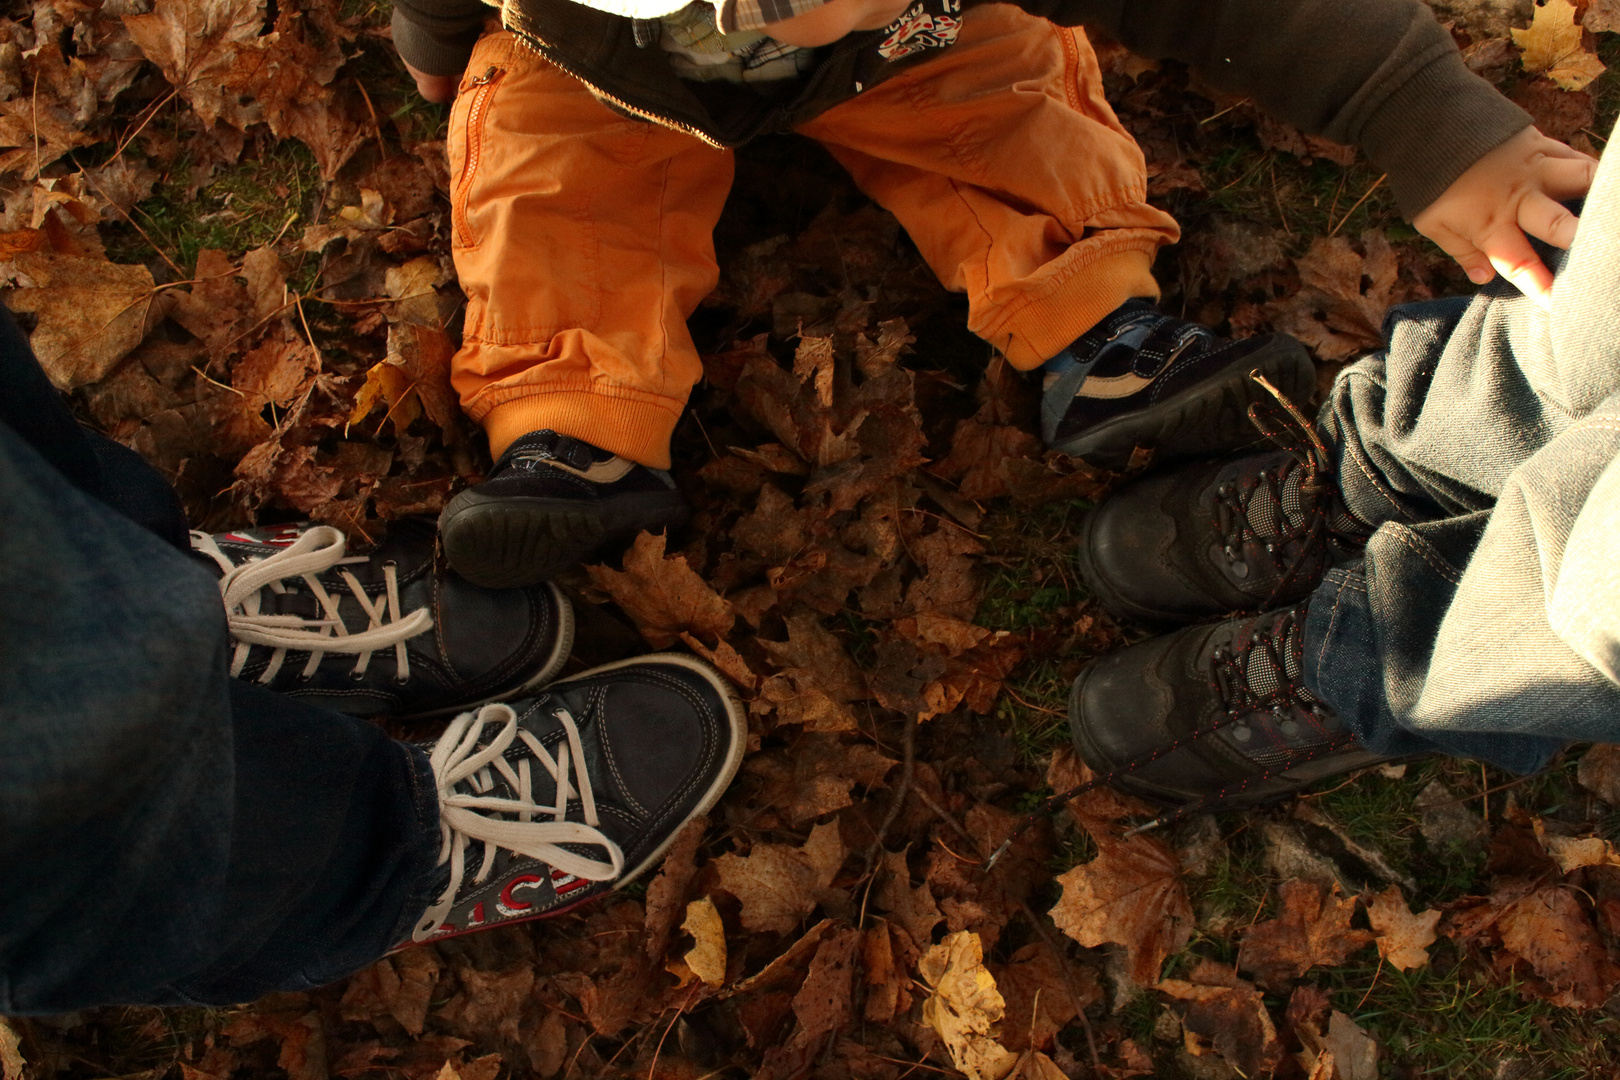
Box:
[680,897,728,987]
[348,361,421,434]
[1366,886,1441,972]
[1512,0,1607,90]
[919,932,1019,1080]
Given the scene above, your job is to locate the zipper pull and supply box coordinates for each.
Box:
[468,66,500,86]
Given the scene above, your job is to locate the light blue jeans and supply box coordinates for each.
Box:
[1301,121,1620,773]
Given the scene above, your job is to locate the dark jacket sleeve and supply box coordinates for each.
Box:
[391,0,493,76]
[1027,0,1532,216]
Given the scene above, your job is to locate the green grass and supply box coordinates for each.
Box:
[102,136,323,274]
[1322,958,1620,1078]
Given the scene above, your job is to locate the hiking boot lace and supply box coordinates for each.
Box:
[191,526,433,685]
[413,701,625,941]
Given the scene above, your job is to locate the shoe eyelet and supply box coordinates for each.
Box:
[394,675,410,686]
[349,670,367,682]
[1231,724,1253,743]
[1278,719,1300,737]
[297,674,313,683]
[382,559,397,569]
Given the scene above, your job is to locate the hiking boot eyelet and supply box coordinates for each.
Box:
[1278,719,1300,737]
[1231,724,1253,743]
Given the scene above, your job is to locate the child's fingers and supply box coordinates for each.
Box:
[1540,152,1599,202]
[1478,222,1555,307]
[1517,190,1582,251]
[1422,224,1496,285]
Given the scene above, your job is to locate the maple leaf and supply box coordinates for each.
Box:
[124,0,267,130]
[1513,0,1607,91]
[1239,880,1374,989]
[919,931,1020,1080]
[1265,232,1399,361]
[221,1011,326,1080]
[1366,885,1440,971]
[1157,961,1285,1079]
[713,822,844,933]
[861,920,918,1023]
[340,950,440,1036]
[4,252,157,390]
[585,531,735,649]
[1049,833,1193,985]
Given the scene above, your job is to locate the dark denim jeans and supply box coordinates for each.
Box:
[1301,119,1620,773]
[0,310,443,1013]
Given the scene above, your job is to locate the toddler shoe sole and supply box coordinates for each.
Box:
[440,490,691,588]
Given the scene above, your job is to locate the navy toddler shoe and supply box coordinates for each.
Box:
[439,430,690,588]
[1041,300,1315,467]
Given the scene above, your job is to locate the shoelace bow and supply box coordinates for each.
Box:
[983,374,1360,870]
[414,701,625,941]
[192,526,433,685]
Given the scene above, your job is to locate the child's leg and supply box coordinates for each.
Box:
[799,9,1312,463]
[441,32,732,586]
[448,31,734,468]
[799,6,1174,367]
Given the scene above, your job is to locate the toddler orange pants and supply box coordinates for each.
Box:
[448,6,1179,467]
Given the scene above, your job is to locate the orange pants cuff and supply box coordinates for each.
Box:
[479,390,685,467]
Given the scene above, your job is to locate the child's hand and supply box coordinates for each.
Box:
[405,59,460,103]
[1413,126,1597,308]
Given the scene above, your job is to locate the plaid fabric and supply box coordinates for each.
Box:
[661,2,816,81]
[710,0,832,33]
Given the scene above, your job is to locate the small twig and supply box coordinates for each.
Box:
[31,68,41,180]
[863,717,918,879]
[354,77,390,162]
[77,168,184,277]
[915,786,980,855]
[1355,954,1385,1010]
[1326,170,1348,228]
[110,87,178,166]
[1001,686,1064,717]
[1481,762,1491,828]
[646,984,699,1080]
[294,292,327,371]
[1200,98,1249,125]
[1270,161,1291,235]
[1328,173,1386,237]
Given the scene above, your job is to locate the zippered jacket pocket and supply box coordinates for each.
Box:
[451,66,506,249]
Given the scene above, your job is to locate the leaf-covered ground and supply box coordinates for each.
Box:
[4,1,1620,1078]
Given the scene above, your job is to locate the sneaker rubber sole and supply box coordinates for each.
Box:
[439,490,690,588]
[1048,335,1315,468]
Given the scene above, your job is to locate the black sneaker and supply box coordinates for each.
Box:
[439,430,690,588]
[1075,447,1370,626]
[192,519,574,719]
[405,653,746,945]
[1068,604,1393,810]
[1041,301,1315,466]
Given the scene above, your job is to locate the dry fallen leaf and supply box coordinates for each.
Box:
[1577,743,1620,804]
[713,822,844,934]
[1366,886,1441,972]
[676,897,728,988]
[1156,961,1285,1078]
[1049,834,1193,985]
[1241,880,1374,989]
[4,253,157,389]
[585,531,736,648]
[1513,0,1607,90]
[919,931,1020,1080]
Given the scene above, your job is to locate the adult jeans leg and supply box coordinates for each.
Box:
[0,379,442,1015]
[1299,116,1620,766]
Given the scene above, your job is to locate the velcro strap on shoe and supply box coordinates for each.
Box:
[1132,319,1216,378]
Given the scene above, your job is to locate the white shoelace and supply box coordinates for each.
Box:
[413,701,626,941]
[191,526,433,684]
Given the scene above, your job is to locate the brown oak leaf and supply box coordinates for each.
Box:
[1157,960,1285,1079]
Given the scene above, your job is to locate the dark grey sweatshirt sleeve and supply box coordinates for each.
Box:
[1029,0,1532,217]
[391,0,494,76]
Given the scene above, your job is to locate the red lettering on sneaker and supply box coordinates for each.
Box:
[496,873,544,916]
